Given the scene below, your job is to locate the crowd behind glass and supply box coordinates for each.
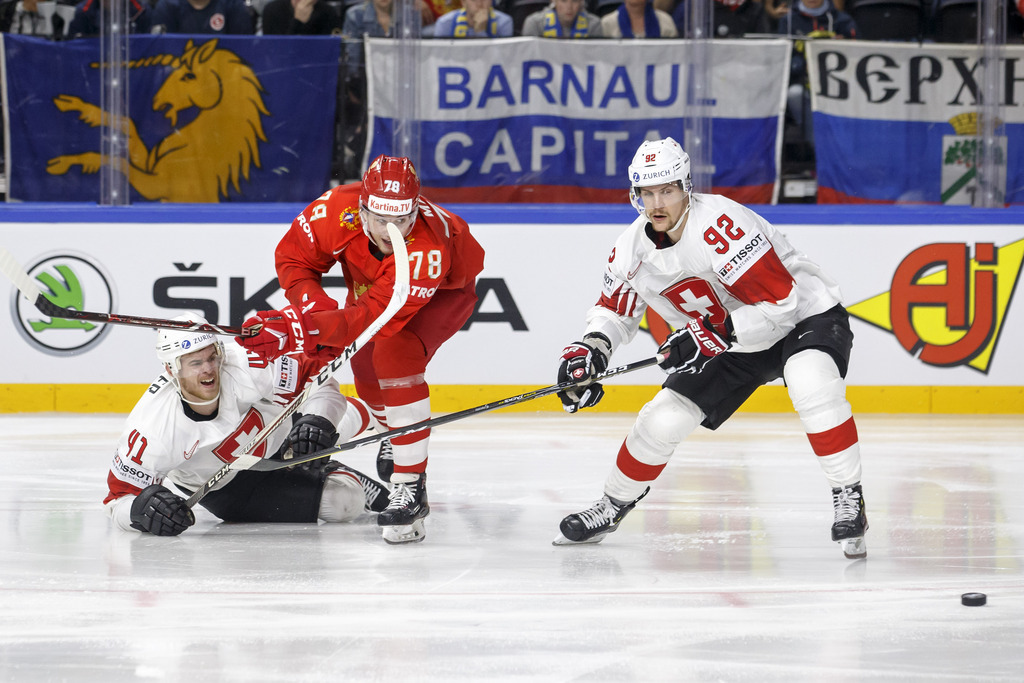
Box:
[2,0,1022,200]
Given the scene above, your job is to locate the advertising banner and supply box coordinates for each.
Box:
[806,41,1024,204]
[1,34,339,202]
[2,216,1021,389]
[365,37,790,204]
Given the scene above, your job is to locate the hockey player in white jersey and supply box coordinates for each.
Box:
[554,138,867,559]
[104,314,389,536]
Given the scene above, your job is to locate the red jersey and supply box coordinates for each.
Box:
[275,183,485,349]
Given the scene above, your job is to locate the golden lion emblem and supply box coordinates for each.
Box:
[46,39,268,203]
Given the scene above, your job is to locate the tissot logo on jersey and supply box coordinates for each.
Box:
[715,233,770,285]
[276,356,299,393]
[112,452,156,489]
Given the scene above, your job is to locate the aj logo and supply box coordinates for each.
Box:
[46,39,268,202]
[849,240,1024,372]
[12,253,117,356]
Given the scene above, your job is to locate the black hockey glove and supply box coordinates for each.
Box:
[129,484,195,536]
[658,316,731,375]
[286,413,339,457]
[556,333,612,414]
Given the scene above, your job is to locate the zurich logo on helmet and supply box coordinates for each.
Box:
[182,341,192,350]
[632,172,640,182]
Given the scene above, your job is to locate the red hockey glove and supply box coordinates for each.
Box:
[556,333,612,413]
[657,316,731,375]
[296,294,343,364]
[236,304,314,362]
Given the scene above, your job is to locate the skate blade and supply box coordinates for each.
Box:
[840,536,867,559]
[382,519,426,545]
[552,531,608,546]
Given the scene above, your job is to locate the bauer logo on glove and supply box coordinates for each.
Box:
[657,316,731,375]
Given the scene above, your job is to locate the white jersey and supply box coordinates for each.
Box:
[585,192,843,353]
[104,344,348,531]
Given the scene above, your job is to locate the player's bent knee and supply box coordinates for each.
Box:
[630,389,703,451]
[318,472,364,523]
[785,350,852,428]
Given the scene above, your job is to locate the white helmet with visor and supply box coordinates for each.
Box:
[627,137,692,215]
[155,314,224,405]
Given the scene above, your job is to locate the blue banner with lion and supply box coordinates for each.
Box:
[2,34,340,203]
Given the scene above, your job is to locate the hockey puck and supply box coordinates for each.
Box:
[961,592,987,606]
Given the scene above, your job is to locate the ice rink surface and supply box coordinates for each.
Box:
[1,411,1022,682]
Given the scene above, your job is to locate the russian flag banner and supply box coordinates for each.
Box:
[807,41,1024,205]
[366,37,790,204]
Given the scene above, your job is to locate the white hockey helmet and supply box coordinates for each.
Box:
[155,313,224,377]
[628,137,692,215]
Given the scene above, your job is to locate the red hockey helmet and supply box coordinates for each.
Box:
[360,154,421,217]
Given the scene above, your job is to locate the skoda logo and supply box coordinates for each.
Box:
[11,251,117,356]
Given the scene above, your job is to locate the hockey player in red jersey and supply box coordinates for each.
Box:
[554,138,867,559]
[238,154,485,544]
[105,315,388,537]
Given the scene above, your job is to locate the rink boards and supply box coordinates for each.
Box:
[0,203,1021,414]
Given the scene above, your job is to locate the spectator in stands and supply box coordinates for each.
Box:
[261,0,341,33]
[3,0,56,35]
[777,0,856,143]
[432,0,513,35]
[762,0,790,29]
[67,0,152,37]
[601,0,677,37]
[423,0,456,24]
[521,0,603,36]
[673,0,770,37]
[150,0,255,34]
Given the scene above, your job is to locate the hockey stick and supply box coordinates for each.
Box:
[0,246,252,337]
[241,352,666,473]
[184,223,411,507]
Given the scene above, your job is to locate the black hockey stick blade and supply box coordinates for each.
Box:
[0,246,251,337]
[242,353,666,473]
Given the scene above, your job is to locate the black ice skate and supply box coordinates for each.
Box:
[377,474,429,544]
[831,483,868,559]
[552,488,649,546]
[328,462,389,513]
[376,438,394,481]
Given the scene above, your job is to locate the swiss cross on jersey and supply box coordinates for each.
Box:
[661,277,728,326]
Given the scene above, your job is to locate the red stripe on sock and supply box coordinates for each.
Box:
[394,459,427,475]
[807,417,859,456]
[615,441,666,482]
[392,428,430,447]
[345,397,371,433]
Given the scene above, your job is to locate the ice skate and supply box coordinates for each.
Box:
[376,438,394,481]
[378,473,429,544]
[328,462,389,513]
[831,483,868,559]
[552,487,649,546]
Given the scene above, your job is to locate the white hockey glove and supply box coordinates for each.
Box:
[657,316,731,375]
[556,333,612,413]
